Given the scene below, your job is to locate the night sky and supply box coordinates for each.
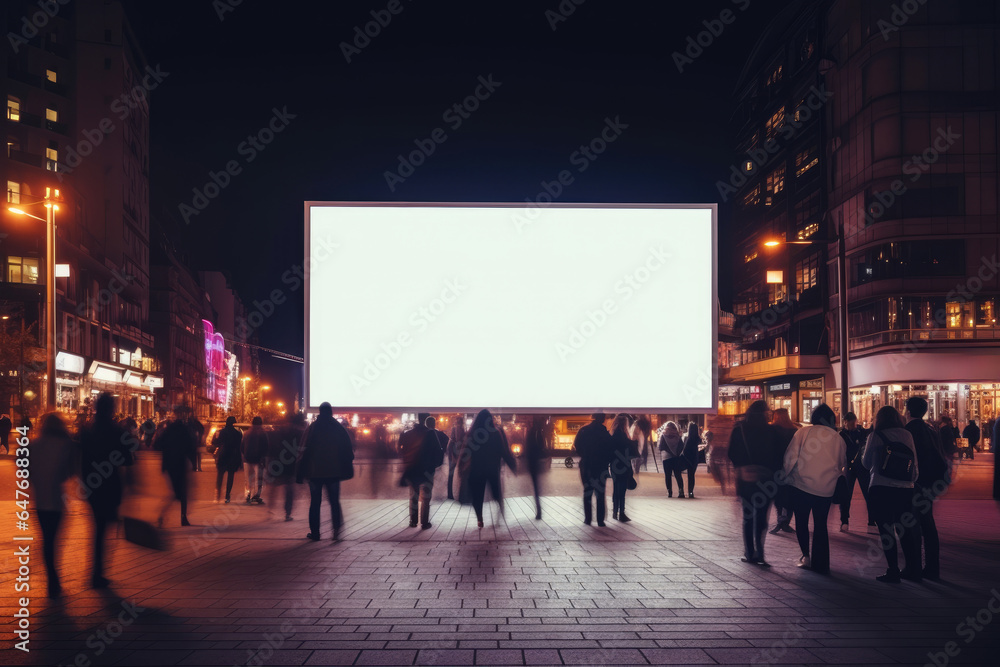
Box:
[126,0,789,402]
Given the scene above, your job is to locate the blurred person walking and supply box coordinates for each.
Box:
[728,401,783,566]
[904,397,949,580]
[768,408,797,534]
[30,413,76,598]
[962,419,980,460]
[268,413,306,521]
[658,421,686,498]
[938,415,959,459]
[78,393,133,588]
[838,411,875,533]
[782,404,845,574]
[156,405,198,527]
[140,417,156,451]
[525,414,547,520]
[399,414,444,529]
[187,412,205,472]
[610,413,637,521]
[864,406,922,582]
[682,422,702,498]
[631,415,655,474]
[297,402,354,541]
[573,413,614,526]
[214,416,243,504]
[0,412,12,454]
[461,409,517,528]
[241,416,268,504]
[448,415,466,500]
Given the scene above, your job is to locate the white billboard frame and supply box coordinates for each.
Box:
[304,201,718,414]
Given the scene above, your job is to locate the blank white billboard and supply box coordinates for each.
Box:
[305,202,716,412]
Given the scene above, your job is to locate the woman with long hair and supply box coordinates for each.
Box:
[682,422,702,498]
[657,421,686,498]
[609,414,636,521]
[782,404,846,574]
[728,401,783,565]
[862,406,921,582]
[460,409,517,528]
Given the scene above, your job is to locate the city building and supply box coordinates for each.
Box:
[721,0,1000,428]
[1,0,162,418]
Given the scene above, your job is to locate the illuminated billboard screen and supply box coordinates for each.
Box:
[305,202,717,413]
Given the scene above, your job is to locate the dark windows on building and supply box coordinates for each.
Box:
[793,191,821,240]
[795,145,819,177]
[851,240,964,284]
[742,184,761,208]
[765,107,785,141]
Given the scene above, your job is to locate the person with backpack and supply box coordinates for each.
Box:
[863,406,921,583]
[241,416,269,504]
[398,413,445,529]
[904,397,948,580]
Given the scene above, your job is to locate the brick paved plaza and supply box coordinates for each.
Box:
[2,460,999,666]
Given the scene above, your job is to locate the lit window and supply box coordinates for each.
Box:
[744,251,759,264]
[766,64,783,87]
[795,147,819,177]
[795,254,819,297]
[764,107,785,140]
[7,96,20,122]
[6,181,20,204]
[766,165,785,196]
[46,147,58,171]
[45,69,57,83]
[796,222,819,240]
[742,184,760,207]
[6,139,19,158]
[768,282,787,305]
[46,107,58,122]
[6,257,39,284]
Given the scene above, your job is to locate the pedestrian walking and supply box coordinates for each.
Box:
[682,422,702,498]
[297,402,354,541]
[156,405,198,527]
[573,413,614,526]
[904,397,949,581]
[838,411,875,533]
[187,413,205,471]
[782,404,845,575]
[460,409,516,528]
[728,401,783,566]
[30,413,77,599]
[214,416,243,503]
[140,417,156,450]
[78,393,133,588]
[610,414,637,521]
[448,415,466,500]
[0,412,13,454]
[268,413,306,521]
[658,421,686,498]
[938,415,959,459]
[768,408,797,534]
[399,413,444,529]
[863,405,922,582]
[631,415,655,474]
[525,414,547,520]
[241,416,268,503]
[962,419,980,459]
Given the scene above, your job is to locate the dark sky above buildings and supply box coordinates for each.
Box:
[126,0,789,401]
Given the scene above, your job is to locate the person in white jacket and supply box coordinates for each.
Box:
[782,404,846,574]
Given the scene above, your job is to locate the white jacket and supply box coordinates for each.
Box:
[782,425,846,498]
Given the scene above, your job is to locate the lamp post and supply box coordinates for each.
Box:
[764,222,849,420]
[8,191,59,412]
[240,375,251,419]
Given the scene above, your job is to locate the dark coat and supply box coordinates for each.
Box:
[461,423,516,478]
[963,423,981,446]
[574,419,614,479]
[158,419,198,475]
[682,432,702,467]
[525,424,546,475]
[215,425,244,472]
[839,426,867,470]
[78,417,133,513]
[267,422,305,482]
[610,429,636,479]
[907,419,948,488]
[728,421,783,472]
[400,424,444,486]
[241,426,269,464]
[297,415,354,481]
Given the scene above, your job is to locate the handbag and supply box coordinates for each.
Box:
[626,473,637,490]
[734,424,773,483]
[879,433,915,481]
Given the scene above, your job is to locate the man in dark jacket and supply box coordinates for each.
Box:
[78,393,133,588]
[187,414,205,471]
[156,405,198,527]
[838,412,875,532]
[214,416,244,503]
[297,402,354,541]
[962,420,980,459]
[905,397,949,580]
[573,413,614,526]
[399,413,445,529]
[0,413,12,454]
[241,416,269,503]
[267,413,306,520]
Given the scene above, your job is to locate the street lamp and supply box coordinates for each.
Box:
[8,190,59,411]
[763,222,849,420]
